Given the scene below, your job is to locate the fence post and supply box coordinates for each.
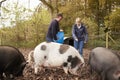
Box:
[106,32,109,48]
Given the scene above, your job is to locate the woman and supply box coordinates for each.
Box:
[72,17,88,56]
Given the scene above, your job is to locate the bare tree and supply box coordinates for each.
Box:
[0,0,7,16]
[0,0,7,7]
[39,0,58,19]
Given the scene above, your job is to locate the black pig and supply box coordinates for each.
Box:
[63,37,74,46]
[0,46,27,79]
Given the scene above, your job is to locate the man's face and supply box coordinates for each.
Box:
[58,16,63,22]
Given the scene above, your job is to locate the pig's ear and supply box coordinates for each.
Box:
[79,63,85,67]
[113,70,120,79]
[21,62,28,67]
[115,70,120,75]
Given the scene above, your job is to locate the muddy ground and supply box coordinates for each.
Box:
[14,48,98,80]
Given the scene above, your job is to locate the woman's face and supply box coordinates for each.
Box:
[77,23,81,26]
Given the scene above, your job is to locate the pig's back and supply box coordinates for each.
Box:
[91,47,120,67]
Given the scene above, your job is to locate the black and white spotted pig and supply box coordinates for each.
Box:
[28,42,84,75]
[89,47,120,80]
[0,46,27,79]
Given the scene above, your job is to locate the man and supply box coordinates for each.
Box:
[72,17,88,56]
[46,13,63,42]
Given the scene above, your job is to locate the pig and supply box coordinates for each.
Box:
[63,37,74,46]
[28,42,84,75]
[89,47,120,80]
[0,46,27,79]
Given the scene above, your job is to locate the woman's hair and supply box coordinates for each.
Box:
[75,17,82,24]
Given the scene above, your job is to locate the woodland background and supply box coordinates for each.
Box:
[0,0,120,50]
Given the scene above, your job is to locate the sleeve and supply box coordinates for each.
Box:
[84,26,88,42]
[51,21,58,40]
[72,25,77,40]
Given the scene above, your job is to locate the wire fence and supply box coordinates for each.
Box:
[86,32,120,50]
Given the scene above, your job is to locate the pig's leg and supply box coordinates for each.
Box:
[63,67,69,74]
[34,52,46,74]
[62,62,69,74]
[69,68,78,75]
[89,66,93,80]
[0,72,3,80]
[34,58,45,74]
[34,63,42,74]
[5,73,14,80]
[34,64,39,74]
[69,64,80,75]
[101,71,106,80]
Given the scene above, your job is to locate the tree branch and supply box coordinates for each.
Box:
[0,0,7,7]
[40,0,53,10]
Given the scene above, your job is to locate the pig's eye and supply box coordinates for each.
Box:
[118,77,120,80]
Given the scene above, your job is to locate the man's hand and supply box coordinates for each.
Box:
[84,41,86,43]
[75,38,78,41]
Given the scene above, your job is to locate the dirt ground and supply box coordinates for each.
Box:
[14,48,98,80]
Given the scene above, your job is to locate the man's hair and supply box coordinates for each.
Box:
[57,13,63,18]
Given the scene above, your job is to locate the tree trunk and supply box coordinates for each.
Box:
[0,0,7,16]
[40,0,59,20]
[84,0,87,17]
[0,0,7,7]
[96,0,100,36]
